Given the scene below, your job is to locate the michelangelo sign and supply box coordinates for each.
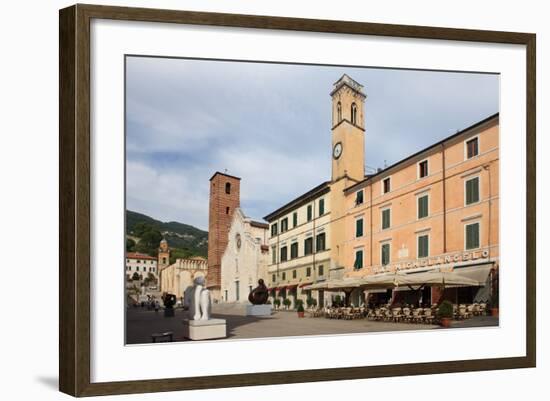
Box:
[374,249,490,274]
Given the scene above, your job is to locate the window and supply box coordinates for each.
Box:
[271,246,277,264]
[162,257,166,265]
[316,233,326,252]
[280,246,288,262]
[351,103,357,125]
[126,266,130,271]
[355,190,364,206]
[337,101,342,122]
[281,217,288,233]
[381,243,391,265]
[383,177,391,193]
[304,237,313,255]
[225,182,231,194]
[226,207,230,214]
[137,260,141,263]
[381,208,391,230]
[418,160,429,178]
[465,176,480,205]
[292,270,297,279]
[466,137,479,159]
[290,242,298,259]
[224,290,228,301]
[354,249,364,270]
[272,274,276,283]
[307,205,313,221]
[282,272,286,280]
[355,218,364,237]
[271,223,278,237]
[306,267,311,277]
[465,222,480,250]
[418,194,429,219]
[319,198,325,216]
[235,281,240,301]
[293,212,298,227]
[418,234,429,258]
[318,265,324,276]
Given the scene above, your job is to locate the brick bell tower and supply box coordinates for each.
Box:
[208,171,241,300]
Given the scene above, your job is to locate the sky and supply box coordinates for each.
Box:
[126,56,499,231]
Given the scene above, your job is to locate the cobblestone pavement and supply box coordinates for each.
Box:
[126,306,497,344]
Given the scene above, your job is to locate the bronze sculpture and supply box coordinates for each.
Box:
[248,279,269,305]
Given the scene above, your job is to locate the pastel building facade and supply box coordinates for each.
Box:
[342,114,499,306]
[126,252,158,279]
[220,208,270,303]
[264,183,332,307]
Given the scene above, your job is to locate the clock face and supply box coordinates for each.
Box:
[333,142,343,159]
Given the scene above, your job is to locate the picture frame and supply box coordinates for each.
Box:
[59,3,536,397]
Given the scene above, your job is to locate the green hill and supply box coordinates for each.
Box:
[126,210,208,261]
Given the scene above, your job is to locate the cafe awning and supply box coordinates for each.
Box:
[451,263,494,286]
[302,278,364,291]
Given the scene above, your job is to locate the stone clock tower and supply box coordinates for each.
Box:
[330,74,366,182]
[329,74,366,277]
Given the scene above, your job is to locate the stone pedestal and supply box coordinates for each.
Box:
[246,304,272,316]
[182,318,227,340]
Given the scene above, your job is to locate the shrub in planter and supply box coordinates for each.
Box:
[297,302,305,317]
[283,298,292,309]
[273,299,281,309]
[437,300,454,328]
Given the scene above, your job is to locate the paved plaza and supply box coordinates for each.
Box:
[126,305,499,344]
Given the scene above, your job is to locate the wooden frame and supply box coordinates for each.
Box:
[59,3,536,397]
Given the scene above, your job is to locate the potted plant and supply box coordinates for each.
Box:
[306,297,314,308]
[296,302,305,318]
[283,298,291,310]
[273,298,281,309]
[437,300,454,328]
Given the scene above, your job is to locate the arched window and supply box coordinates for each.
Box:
[351,103,357,125]
[337,102,342,123]
[225,182,231,194]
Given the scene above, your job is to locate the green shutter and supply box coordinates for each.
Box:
[466,177,479,205]
[382,244,390,265]
[418,235,428,258]
[356,219,363,237]
[418,196,428,219]
[466,223,480,249]
[382,209,390,229]
[319,199,325,216]
[354,250,363,269]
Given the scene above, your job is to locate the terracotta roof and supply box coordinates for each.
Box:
[126,252,157,261]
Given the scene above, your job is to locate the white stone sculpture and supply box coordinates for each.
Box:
[192,276,211,320]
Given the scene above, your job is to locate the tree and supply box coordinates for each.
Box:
[126,238,136,252]
[135,229,163,257]
[131,272,140,281]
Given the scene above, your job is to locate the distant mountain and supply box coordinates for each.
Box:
[126,210,208,258]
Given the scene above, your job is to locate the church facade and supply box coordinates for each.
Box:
[220,208,270,303]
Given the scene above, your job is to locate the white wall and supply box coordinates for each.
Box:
[0,1,546,400]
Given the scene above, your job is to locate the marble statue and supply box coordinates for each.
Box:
[192,276,211,320]
[248,278,269,305]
